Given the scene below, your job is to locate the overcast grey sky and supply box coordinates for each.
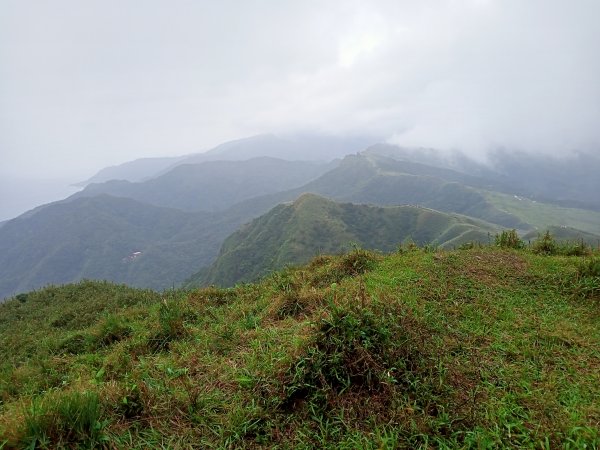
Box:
[1,1,599,187]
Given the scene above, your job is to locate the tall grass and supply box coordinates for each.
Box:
[20,392,105,449]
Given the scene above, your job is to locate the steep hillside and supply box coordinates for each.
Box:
[484,191,600,235]
[365,144,600,211]
[522,225,600,246]
[487,149,600,209]
[222,153,529,229]
[75,157,335,212]
[0,196,242,300]
[229,152,600,233]
[1,247,598,448]
[196,194,498,286]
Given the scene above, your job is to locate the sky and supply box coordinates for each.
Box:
[1,0,599,219]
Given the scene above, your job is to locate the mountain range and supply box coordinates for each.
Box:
[1,135,599,300]
[76,134,374,186]
[74,157,335,212]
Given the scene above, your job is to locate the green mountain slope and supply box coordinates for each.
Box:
[365,143,600,211]
[229,152,600,233]
[1,247,598,448]
[4,149,598,300]
[486,149,600,209]
[224,153,530,229]
[522,225,600,246]
[75,157,335,212]
[196,194,498,287]
[0,195,246,300]
[484,191,600,235]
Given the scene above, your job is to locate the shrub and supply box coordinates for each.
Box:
[495,230,524,249]
[573,258,600,299]
[281,304,420,410]
[158,299,187,338]
[274,289,325,319]
[272,269,300,294]
[578,258,600,278]
[398,239,419,254]
[560,240,591,257]
[51,312,75,329]
[338,248,377,277]
[531,231,559,255]
[115,383,145,419]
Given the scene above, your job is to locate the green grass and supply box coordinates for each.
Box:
[1,246,599,448]
[19,391,105,449]
[484,190,600,234]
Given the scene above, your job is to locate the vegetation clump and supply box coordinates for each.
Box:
[188,286,237,306]
[495,229,525,249]
[94,315,133,348]
[531,230,559,255]
[574,257,600,299]
[19,391,105,449]
[274,288,324,319]
[560,239,591,256]
[147,296,190,351]
[308,248,379,287]
[282,303,422,409]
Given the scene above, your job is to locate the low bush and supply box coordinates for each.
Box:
[495,229,524,249]
[337,248,377,277]
[578,258,600,278]
[281,303,421,411]
[188,286,237,306]
[274,289,325,319]
[531,231,559,255]
[560,240,591,256]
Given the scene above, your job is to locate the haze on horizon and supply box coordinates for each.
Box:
[1,0,599,220]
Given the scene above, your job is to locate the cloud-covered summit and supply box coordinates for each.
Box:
[1,0,599,179]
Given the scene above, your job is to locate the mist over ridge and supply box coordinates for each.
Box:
[2,1,599,180]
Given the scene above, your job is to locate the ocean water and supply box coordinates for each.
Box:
[0,176,81,222]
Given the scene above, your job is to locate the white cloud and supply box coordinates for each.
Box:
[1,0,599,179]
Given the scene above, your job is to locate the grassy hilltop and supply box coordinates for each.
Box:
[194,194,499,287]
[0,243,599,448]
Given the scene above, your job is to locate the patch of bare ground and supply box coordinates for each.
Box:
[449,250,529,285]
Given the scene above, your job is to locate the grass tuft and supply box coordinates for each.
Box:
[281,302,423,411]
[19,391,105,449]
